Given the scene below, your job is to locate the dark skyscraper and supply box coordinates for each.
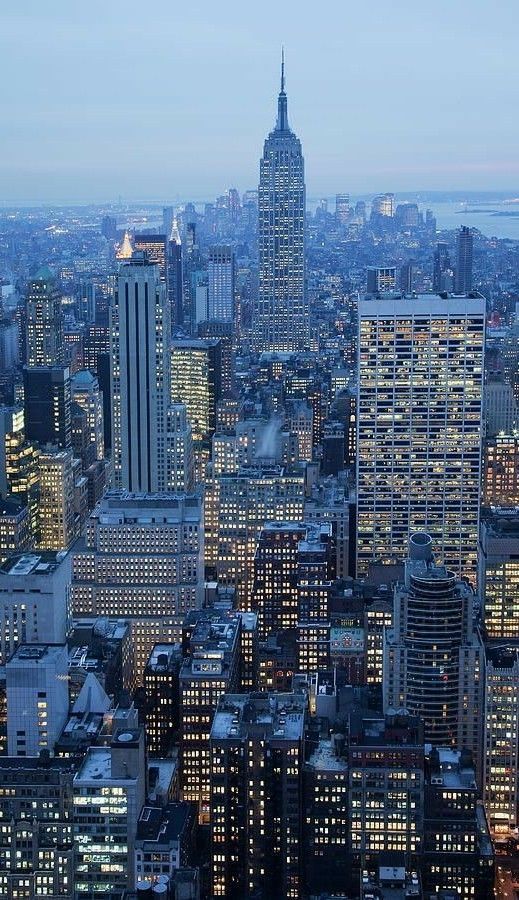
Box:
[455,225,474,292]
[254,55,307,352]
[23,366,72,449]
[433,241,454,292]
[167,217,184,328]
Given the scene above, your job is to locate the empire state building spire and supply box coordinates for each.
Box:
[254,58,308,353]
[276,48,289,131]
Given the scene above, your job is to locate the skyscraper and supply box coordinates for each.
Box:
[433,241,454,292]
[210,692,306,898]
[71,490,203,680]
[357,293,485,581]
[254,56,307,352]
[455,225,474,292]
[26,267,64,367]
[23,365,72,449]
[133,234,168,283]
[207,245,235,323]
[168,217,184,328]
[383,533,484,765]
[111,254,169,492]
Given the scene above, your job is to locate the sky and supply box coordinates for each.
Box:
[1,0,518,203]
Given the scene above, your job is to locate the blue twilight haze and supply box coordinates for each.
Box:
[0,0,518,201]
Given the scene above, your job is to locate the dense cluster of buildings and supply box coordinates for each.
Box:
[0,62,516,900]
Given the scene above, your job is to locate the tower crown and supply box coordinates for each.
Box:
[276,48,289,131]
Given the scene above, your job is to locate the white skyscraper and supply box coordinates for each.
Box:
[111,254,170,491]
[357,293,485,582]
[207,245,235,323]
[111,253,193,492]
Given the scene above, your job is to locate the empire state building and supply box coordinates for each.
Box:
[254,57,308,352]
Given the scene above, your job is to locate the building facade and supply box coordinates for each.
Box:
[254,60,308,352]
[357,293,485,582]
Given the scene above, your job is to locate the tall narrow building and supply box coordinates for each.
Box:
[26,267,64,367]
[357,293,485,582]
[111,252,193,492]
[207,245,235,323]
[455,225,474,292]
[168,217,184,328]
[254,56,307,352]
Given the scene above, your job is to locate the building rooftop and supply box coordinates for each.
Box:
[0,497,27,518]
[136,801,193,846]
[211,692,306,742]
[307,739,348,773]
[92,490,201,524]
[358,292,486,316]
[146,643,182,672]
[350,713,423,748]
[8,643,67,666]
[181,615,240,680]
[425,747,476,789]
[0,550,68,577]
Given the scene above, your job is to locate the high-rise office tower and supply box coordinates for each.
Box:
[111,254,191,492]
[71,490,203,680]
[180,610,241,821]
[168,217,184,328]
[0,756,75,898]
[383,533,484,767]
[335,193,350,224]
[371,193,395,218]
[455,225,474,292]
[482,433,519,506]
[366,266,397,294]
[205,463,305,605]
[254,57,307,352]
[37,448,77,550]
[207,245,235,323]
[74,726,146,896]
[422,747,494,899]
[0,405,40,541]
[210,692,306,899]
[479,512,519,639]
[23,365,72,449]
[6,643,69,756]
[198,319,234,397]
[133,234,168,282]
[484,376,517,436]
[171,339,222,443]
[163,205,174,237]
[433,241,454,292]
[303,738,350,895]
[83,323,110,372]
[347,712,424,867]
[0,499,30,563]
[0,550,70,664]
[484,646,519,841]
[26,267,64,367]
[143,643,181,757]
[253,522,307,640]
[71,370,104,461]
[357,293,485,581]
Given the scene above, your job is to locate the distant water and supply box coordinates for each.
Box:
[424,199,519,240]
[309,196,519,240]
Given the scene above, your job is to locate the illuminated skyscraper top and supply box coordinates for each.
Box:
[254,54,308,353]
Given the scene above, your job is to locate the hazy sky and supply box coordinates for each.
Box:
[1,0,518,202]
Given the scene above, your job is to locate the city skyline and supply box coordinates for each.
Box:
[2,1,519,201]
